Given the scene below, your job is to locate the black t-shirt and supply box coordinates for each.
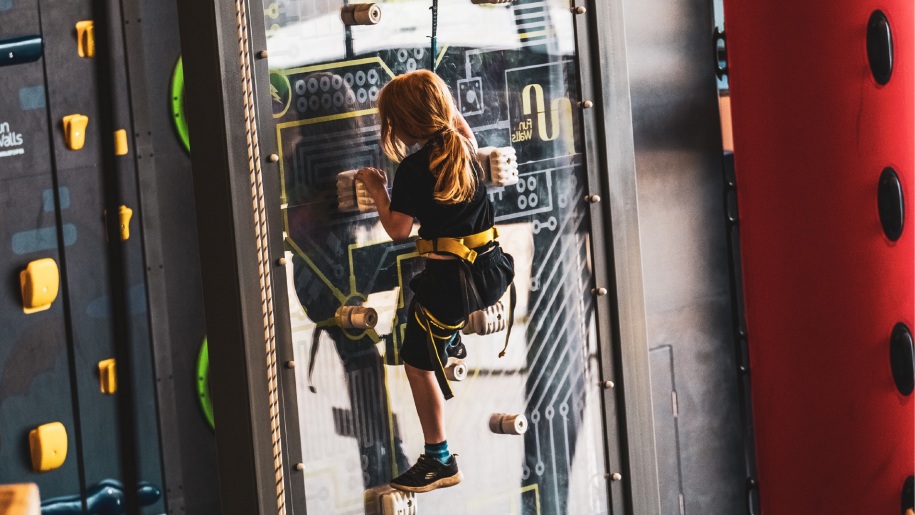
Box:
[389,143,493,241]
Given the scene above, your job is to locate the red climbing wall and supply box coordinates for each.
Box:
[723,1,914,512]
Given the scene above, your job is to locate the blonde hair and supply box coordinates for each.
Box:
[377,70,476,204]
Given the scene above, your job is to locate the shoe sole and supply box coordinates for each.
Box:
[390,470,463,493]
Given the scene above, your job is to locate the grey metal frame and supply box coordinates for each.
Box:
[174,0,306,512]
[580,0,662,513]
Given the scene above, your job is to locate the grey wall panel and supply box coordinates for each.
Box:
[0,175,81,500]
[51,166,122,489]
[622,0,745,513]
[131,0,220,508]
[36,0,103,173]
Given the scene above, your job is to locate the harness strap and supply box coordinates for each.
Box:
[413,301,456,400]
[498,281,517,358]
[306,327,321,393]
[415,227,499,264]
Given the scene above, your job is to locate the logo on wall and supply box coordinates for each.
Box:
[270,70,292,119]
[506,62,579,162]
[0,121,25,158]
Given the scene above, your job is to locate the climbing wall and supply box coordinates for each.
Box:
[0,0,213,511]
[724,0,915,512]
[262,0,614,513]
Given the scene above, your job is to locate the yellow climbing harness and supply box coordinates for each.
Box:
[413,226,514,400]
[415,227,498,263]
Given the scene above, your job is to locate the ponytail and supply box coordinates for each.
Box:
[429,128,477,204]
[378,70,478,205]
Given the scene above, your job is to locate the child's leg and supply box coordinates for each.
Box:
[404,363,446,444]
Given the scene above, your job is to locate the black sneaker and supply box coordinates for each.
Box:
[390,454,462,493]
[446,335,467,360]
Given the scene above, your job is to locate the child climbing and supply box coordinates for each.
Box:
[355,70,514,493]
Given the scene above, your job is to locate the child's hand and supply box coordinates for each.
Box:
[354,167,388,199]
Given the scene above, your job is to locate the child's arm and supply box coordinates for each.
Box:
[354,167,414,241]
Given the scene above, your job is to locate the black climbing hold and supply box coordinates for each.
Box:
[867,11,893,85]
[890,323,914,396]
[0,35,43,67]
[878,167,904,242]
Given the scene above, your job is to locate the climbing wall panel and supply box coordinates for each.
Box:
[262,0,615,513]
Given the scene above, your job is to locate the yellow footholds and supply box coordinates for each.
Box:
[28,422,68,473]
[103,206,133,241]
[20,258,60,314]
[75,20,94,58]
[114,129,128,156]
[118,205,133,241]
[98,359,117,394]
[62,114,89,151]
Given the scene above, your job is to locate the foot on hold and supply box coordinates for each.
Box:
[390,454,462,493]
[446,335,467,360]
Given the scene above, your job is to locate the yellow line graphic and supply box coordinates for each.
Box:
[281,56,396,80]
[435,44,449,70]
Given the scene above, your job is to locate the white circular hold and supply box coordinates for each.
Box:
[321,94,332,109]
[344,73,355,87]
[445,361,467,381]
[547,216,558,230]
[532,219,541,234]
[545,406,554,420]
[368,86,379,101]
[296,97,308,113]
[518,195,528,210]
[357,88,368,103]
[332,75,343,89]
[397,49,409,62]
[489,413,528,435]
[521,464,531,480]
[559,403,569,416]
[319,76,331,91]
[307,77,319,93]
[516,179,526,193]
[294,79,306,95]
[527,176,537,190]
[367,69,379,85]
[528,193,538,208]
[406,59,417,72]
[333,91,344,107]
[345,90,357,105]
[530,410,540,424]
[355,70,366,86]
[535,462,545,475]
[414,48,425,59]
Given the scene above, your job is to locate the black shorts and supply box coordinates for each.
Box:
[400,244,514,371]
